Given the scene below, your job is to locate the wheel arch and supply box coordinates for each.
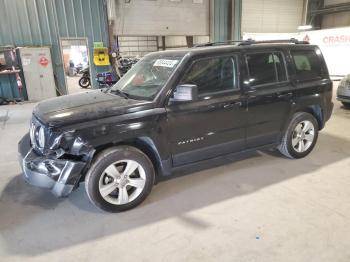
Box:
[296,105,324,130]
[88,137,168,183]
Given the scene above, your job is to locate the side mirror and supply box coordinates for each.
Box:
[171,84,198,102]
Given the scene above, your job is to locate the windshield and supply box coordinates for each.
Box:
[110,55,183,100]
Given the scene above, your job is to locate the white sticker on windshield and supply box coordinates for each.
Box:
[154,59,179,68]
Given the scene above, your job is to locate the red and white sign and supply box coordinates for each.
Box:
[39,56,49,67]
[322,34,350,45]
[299,27,350,76]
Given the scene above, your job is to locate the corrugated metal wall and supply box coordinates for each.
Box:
[118,36,158,57]
[322,0,350,28]
[322,11,350,28]
[109,0,209,36]
[242,0,304,33]
[0,0,110,94]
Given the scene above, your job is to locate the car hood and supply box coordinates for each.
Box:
[33,90,154,127]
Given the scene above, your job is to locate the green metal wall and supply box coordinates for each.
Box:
[213,0,242,42]
[214,0,230,42]
[0,0,110,95]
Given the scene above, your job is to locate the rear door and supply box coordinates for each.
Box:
[244,50,295,148]
[166,54,247,166]
[290,47,333,123]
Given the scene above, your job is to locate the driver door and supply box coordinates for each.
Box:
[166,54,247,167]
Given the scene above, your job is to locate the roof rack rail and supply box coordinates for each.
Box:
[238,38,309,46]
[193,38,309,48]
[193,40,243,48]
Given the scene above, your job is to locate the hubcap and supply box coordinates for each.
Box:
[291,120,315,153]
[98,160,146,205]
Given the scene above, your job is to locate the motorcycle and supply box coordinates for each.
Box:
[96,57,139,87]
[96,70,120,87]
[118,57,139,76]
[75,63,84,74]
[78,67,90,88]
[78,57,139,89]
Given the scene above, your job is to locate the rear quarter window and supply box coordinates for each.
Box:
[291,50,322,81]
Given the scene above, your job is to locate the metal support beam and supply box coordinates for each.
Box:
[161,36,166,50]
[211,0,241,42]
[186,36,194,48]
[232,0,242,41]
[306,0,324,29]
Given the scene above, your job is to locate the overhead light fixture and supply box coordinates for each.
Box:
[297,25,313,30]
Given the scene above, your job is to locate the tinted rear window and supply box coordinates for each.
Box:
[291,50,322,80]
[246,52,287,86]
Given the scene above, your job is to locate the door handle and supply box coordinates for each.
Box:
[277,92,293,99]
[246,89,257,99]
[223,101,242,109]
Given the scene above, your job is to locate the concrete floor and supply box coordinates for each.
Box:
[0,86,350,262]
[66,75,90,94]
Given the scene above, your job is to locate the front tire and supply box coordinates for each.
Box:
[79,77,90,88]
[278,112,319,159]
[85,146,155,212]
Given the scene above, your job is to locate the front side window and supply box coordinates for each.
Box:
[246,52,287,86]
[291,50,322,80]
[110,55,183,100]
[180,56,237,96]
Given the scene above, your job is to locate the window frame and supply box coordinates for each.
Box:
[244,50,289,88]
[290,49,323,82]
[176,54,240,99]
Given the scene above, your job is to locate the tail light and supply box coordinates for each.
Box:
[106,75,113,82]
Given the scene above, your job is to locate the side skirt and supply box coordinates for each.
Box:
[158,142,278,181]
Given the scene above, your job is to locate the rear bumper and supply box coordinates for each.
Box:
[325,101,334,122]
[18,133,86,197]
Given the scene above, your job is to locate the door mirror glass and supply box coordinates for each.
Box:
[171,84,198,102]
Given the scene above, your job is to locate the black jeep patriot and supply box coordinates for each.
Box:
[18,39,333,212]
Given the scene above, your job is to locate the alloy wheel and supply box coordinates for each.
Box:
[98,160,146,205]
[291,120,315,153]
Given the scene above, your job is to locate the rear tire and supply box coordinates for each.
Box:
[278,112,319,159]
[85,146,155,212]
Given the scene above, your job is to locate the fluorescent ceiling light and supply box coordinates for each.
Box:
[297,25,313,30]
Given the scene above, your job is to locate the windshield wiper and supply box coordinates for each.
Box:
[110,89,129,99]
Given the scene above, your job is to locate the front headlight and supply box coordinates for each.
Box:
[37,126,45,148]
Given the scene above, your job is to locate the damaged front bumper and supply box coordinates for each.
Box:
[18,133,88,197]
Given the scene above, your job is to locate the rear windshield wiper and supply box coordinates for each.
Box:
[110,89,129,99]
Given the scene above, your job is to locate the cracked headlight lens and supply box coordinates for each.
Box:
[37,126,45,148]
